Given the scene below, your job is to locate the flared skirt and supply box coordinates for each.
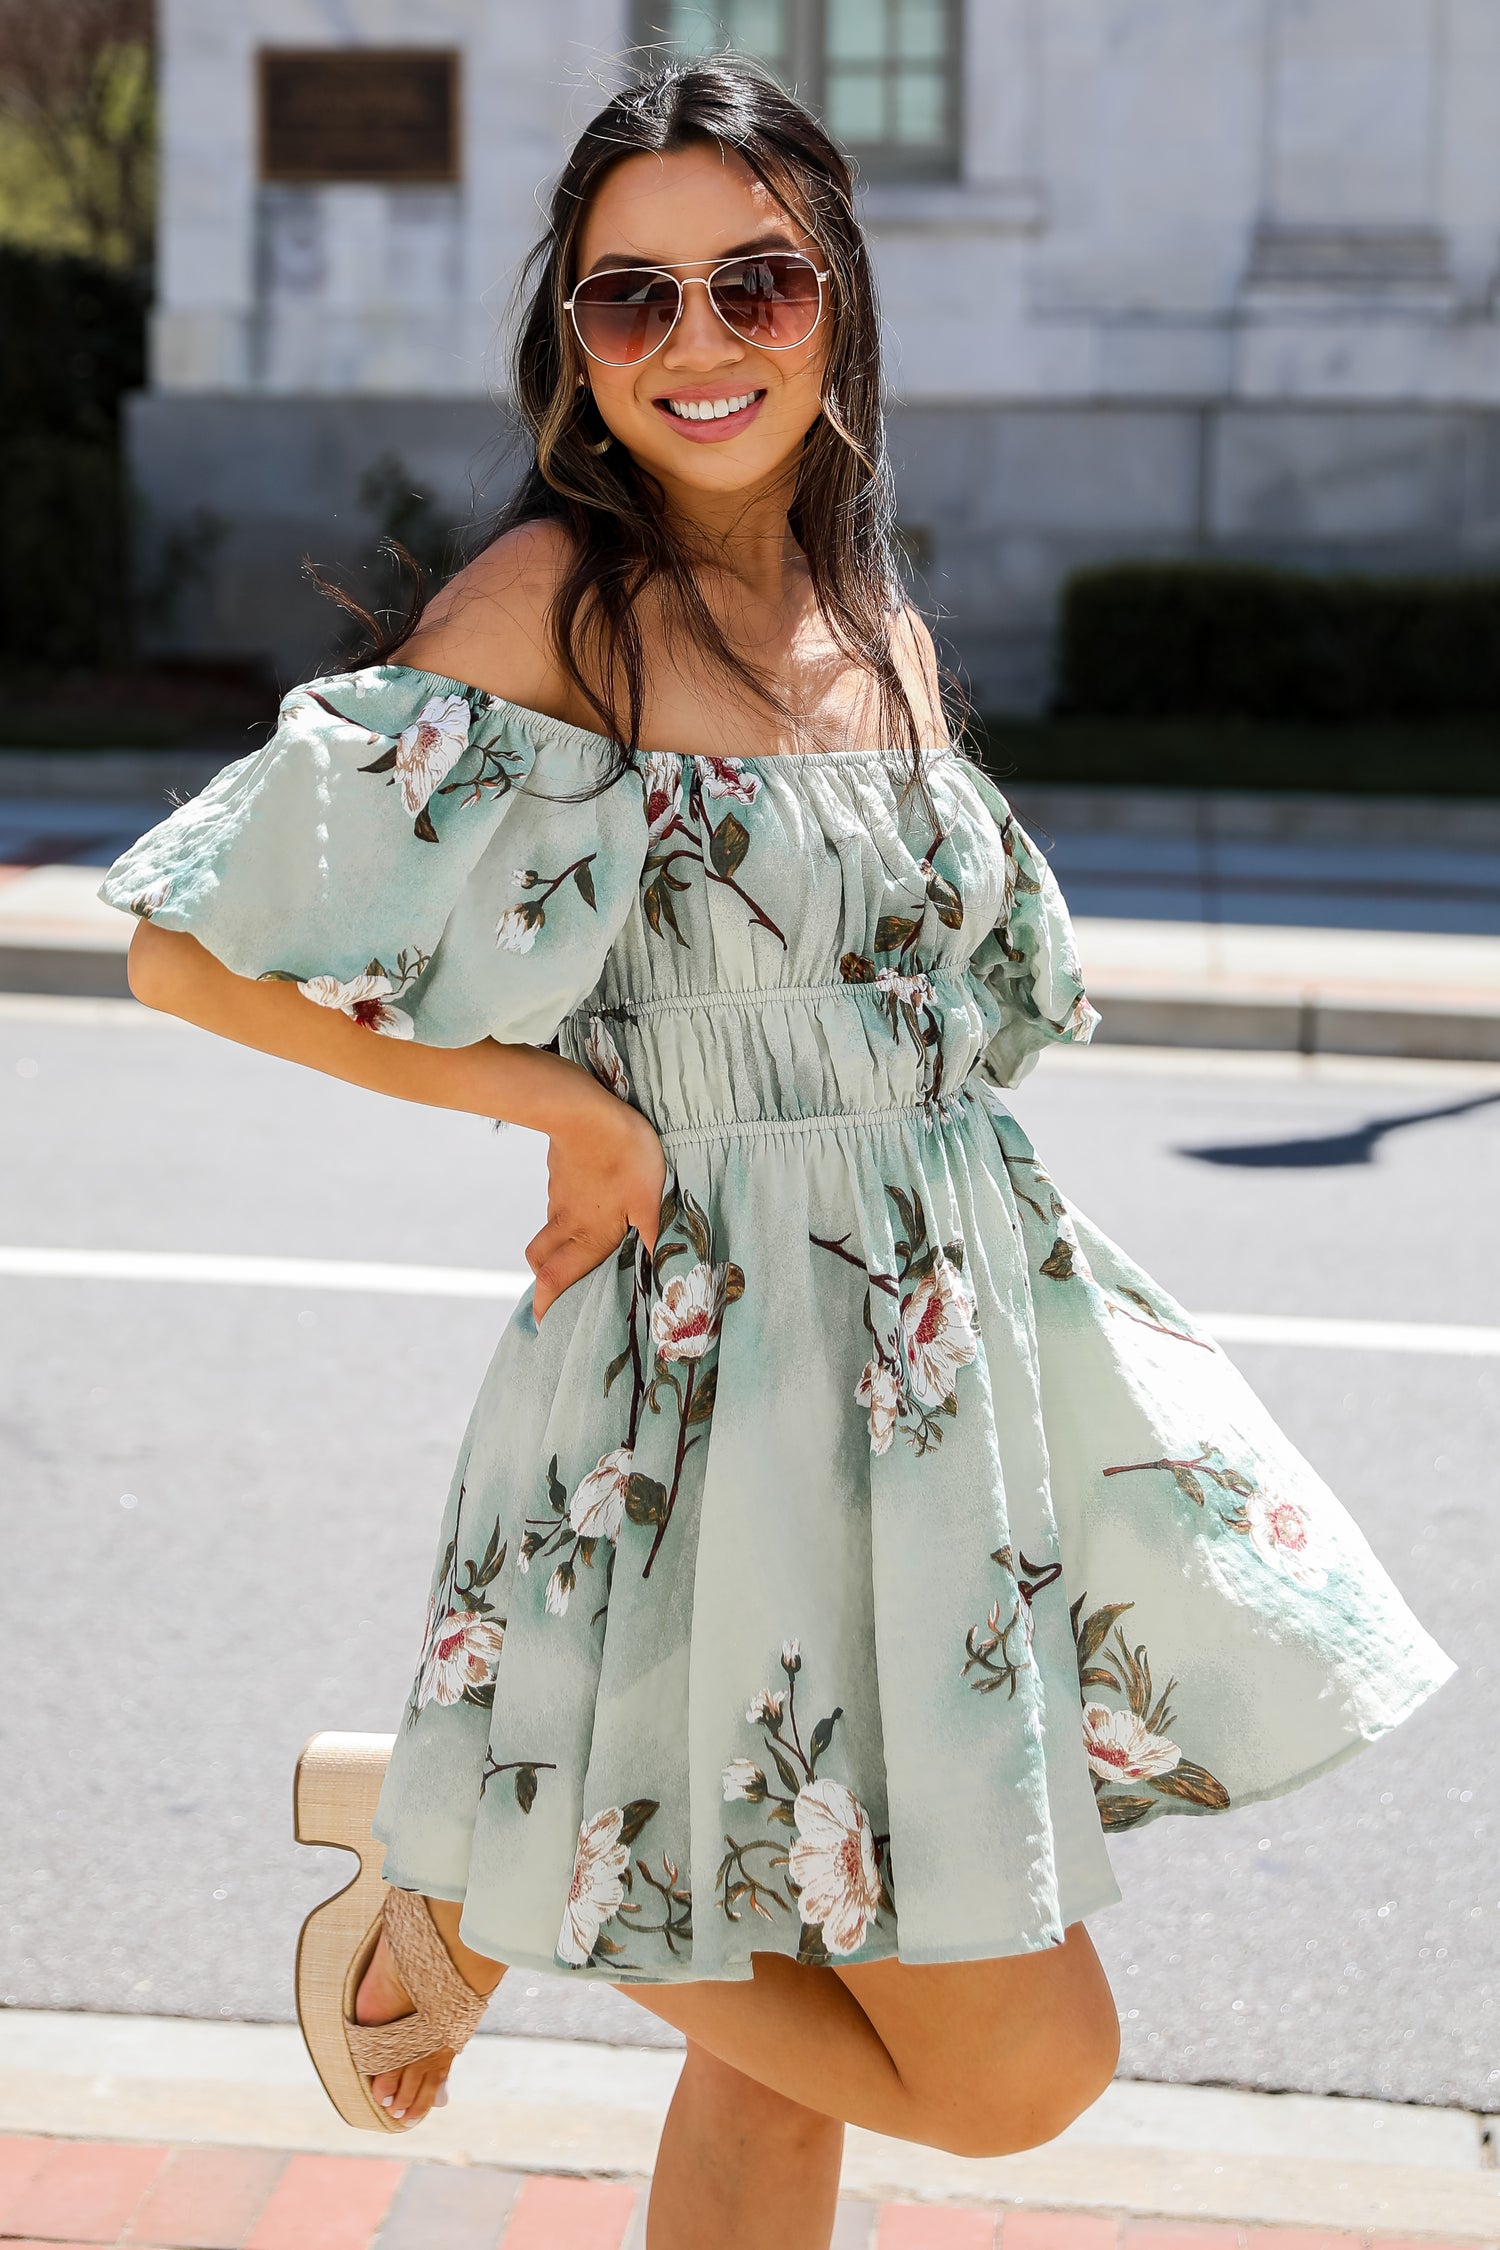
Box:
[372,1081,1453,1982]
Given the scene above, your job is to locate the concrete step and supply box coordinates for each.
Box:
[1,2011,1496,2239]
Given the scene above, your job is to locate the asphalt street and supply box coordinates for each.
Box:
[2,999,1496,2111]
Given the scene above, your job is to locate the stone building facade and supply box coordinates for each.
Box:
[140,0,1500,707]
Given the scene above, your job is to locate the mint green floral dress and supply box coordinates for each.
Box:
[100,664,1454,1983]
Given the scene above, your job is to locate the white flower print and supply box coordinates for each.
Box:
[641,753,683,844]
[873,966,932,1010]
[781,1638,802,1674]
[556,1806,631,1967]
[787,1778,884,1956]
[129,875,172,919]
[392,693,472,816]
[296,971,415,1038]
[585,1017,631,1100]
[1246,1491,1328,1591]
[1082,1703,1183,1784]
[417,1604,506,1709]
[855,1359,901,1456]
[650,1260,733,1362]
[698,756,760,806]
[495,905,540,955]
[545,1565,573,1617]
[746,1689,784,1726]
[722,1757,768,1801]
[899,1251,979,1409]
[568,1445,634,1542]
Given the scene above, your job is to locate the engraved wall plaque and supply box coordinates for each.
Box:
[259,50,460,184]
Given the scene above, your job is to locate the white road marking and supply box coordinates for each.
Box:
[0,1246,531,1298]
[0,1246,1496,1356]
[1199,1310,1500,1358]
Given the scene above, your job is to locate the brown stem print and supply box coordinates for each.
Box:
[963,1545,1064,1698]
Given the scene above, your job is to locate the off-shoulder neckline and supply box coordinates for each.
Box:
[330,662,954,767]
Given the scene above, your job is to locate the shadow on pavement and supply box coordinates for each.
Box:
[1179,1090,1500,1169]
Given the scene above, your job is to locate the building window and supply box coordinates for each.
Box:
[634,2,961,182]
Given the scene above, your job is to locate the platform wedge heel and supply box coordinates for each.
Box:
[293,1731,402,2133]
[293,1730,492,2134]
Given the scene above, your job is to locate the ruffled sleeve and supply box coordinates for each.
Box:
[965,766,1100,1087]
[97,665,650,1048]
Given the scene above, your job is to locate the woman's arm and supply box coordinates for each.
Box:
[128,920,665,1321]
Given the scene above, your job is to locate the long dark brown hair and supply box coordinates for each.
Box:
[322,55,953,806]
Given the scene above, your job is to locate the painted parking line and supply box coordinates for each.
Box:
[1,1245,1497,1359]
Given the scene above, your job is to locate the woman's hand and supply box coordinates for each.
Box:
[126,927,668,1315]
[527,1091,668,1324]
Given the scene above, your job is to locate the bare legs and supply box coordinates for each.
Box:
[647,2046,844,2250]
[624,1925,1119,2157]
[354,1899,1119,2242]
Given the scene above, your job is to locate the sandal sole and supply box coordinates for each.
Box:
[292,1729,403,2135]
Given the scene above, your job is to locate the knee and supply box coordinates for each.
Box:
[924,2001,1119,2161]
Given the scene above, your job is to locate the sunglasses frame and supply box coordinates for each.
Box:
[564,251,832,368]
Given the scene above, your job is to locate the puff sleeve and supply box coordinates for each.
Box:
[98,666,651,1048]
[965,765,1100,1087]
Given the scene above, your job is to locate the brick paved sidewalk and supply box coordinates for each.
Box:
[0,2137,1485,2250]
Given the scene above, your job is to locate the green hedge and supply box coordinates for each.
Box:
[1057,562,1500,721]
[0,246,147,666]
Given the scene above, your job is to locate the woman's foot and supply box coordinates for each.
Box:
[354,1899,503,2126]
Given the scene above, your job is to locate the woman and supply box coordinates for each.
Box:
[103,57,1452,2250]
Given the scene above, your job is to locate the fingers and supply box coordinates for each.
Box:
[386,2053,453,2126]
[526,1221,610,1324]
[387,2058,428,2122]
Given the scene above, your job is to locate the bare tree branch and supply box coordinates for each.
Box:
[0,0,155,269]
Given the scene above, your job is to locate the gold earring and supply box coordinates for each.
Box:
[584,431,613,455]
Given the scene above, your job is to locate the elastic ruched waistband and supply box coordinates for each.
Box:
[560,972,1001,1147]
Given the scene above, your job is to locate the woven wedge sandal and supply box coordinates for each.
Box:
[292,1730,489,2133]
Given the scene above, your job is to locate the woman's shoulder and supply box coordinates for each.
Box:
[393,520,595,731]
[891,602,949,751]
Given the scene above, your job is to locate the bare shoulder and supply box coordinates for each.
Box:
[891,605,948,748]
[393,520,587,723]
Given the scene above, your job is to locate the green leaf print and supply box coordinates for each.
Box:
[963,1546,1063,1697]
[481,1755,556,1809]
[639,757,787,949]
[719,1648,888,1959]
[1071,1593,1233,1829]
[1102,1449,1327,1587]
[559,1799,692,1973]
[875,912,921,954]
[624,1474,668,1525]
[709,811,750,879]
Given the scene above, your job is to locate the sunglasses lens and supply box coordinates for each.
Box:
[571,269,681,364]
[711,254,822,346]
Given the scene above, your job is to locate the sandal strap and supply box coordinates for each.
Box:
[345,1888,490,2076]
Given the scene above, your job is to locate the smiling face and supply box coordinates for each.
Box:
[571,140,833,509]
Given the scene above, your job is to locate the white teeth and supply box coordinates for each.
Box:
[665,392,757,422]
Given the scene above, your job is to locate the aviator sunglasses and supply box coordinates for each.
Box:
[565,251,830,367]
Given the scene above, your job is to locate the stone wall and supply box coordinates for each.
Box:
[136,0,1500,705]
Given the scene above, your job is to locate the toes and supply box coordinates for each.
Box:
[371,2069,400,2114]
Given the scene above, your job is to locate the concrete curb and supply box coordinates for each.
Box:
[1092,986,1500,1063]
[3,867,1500,1061]
[1,2013,1496,2237]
